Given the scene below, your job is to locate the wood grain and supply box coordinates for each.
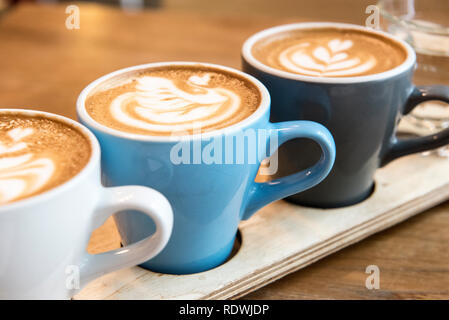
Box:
[1,2,448,300]
[243,202,449,300]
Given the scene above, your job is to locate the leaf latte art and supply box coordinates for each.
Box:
[252,28,407,78]
[111,74,241,134]
[0,128,54,204]
[279,39,376,77]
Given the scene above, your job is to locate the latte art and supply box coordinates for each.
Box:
[0,128,54,204]
[110,74,241,134]
[279,39,376,77]
[85,65,261,136]
[252,28,407,78]
[0,114,91,204]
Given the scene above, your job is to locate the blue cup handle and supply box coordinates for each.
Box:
[242,121,336,220]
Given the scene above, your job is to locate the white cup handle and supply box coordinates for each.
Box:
[78,186,173,288]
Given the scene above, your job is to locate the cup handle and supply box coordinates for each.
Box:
[381,85,449,166]
[242,121,336,220]
[78,186,173,288]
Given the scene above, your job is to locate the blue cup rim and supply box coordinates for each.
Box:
[241,22,416,84]
[76,62,271,143]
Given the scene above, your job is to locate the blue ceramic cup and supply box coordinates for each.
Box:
[77,62,335,274]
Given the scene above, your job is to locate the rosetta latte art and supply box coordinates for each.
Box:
[0,128,54,204]
[110,74,242,133]
[278,39,377,77]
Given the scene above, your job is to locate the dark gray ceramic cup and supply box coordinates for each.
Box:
[242,22,449,208]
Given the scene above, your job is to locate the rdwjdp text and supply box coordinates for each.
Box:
[179,304,270,318]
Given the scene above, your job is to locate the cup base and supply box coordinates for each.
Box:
[285,183,376,209]
[137,233,240,275]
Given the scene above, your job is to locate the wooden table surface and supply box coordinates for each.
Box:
[1,2,448,300]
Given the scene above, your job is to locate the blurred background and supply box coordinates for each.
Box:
[0,0,377,19]
[0,0,380,120]
[1,0,447,141]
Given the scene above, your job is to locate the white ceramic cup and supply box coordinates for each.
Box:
[0,109,174,299]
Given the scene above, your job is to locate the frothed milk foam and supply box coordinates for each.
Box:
[85,65,261,136]
[0,114,91,204]
[252,28,407,77]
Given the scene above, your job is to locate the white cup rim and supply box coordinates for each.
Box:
[0,109,100,211]
[242,22,416,84]
[76,62,271,142]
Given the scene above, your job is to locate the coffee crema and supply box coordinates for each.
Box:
[0,114,91,204]
[251,28,407,77]
[85,66,261,136]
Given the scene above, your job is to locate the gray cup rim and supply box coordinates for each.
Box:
[241,22,416,84]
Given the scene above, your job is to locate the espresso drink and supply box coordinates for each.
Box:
[252,28,407,77]
[85,65,261,136]
[0,114,91,204]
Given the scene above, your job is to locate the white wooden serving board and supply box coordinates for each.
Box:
[75,153,449,300]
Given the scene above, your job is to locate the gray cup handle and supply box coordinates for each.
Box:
[381,85,449,166]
